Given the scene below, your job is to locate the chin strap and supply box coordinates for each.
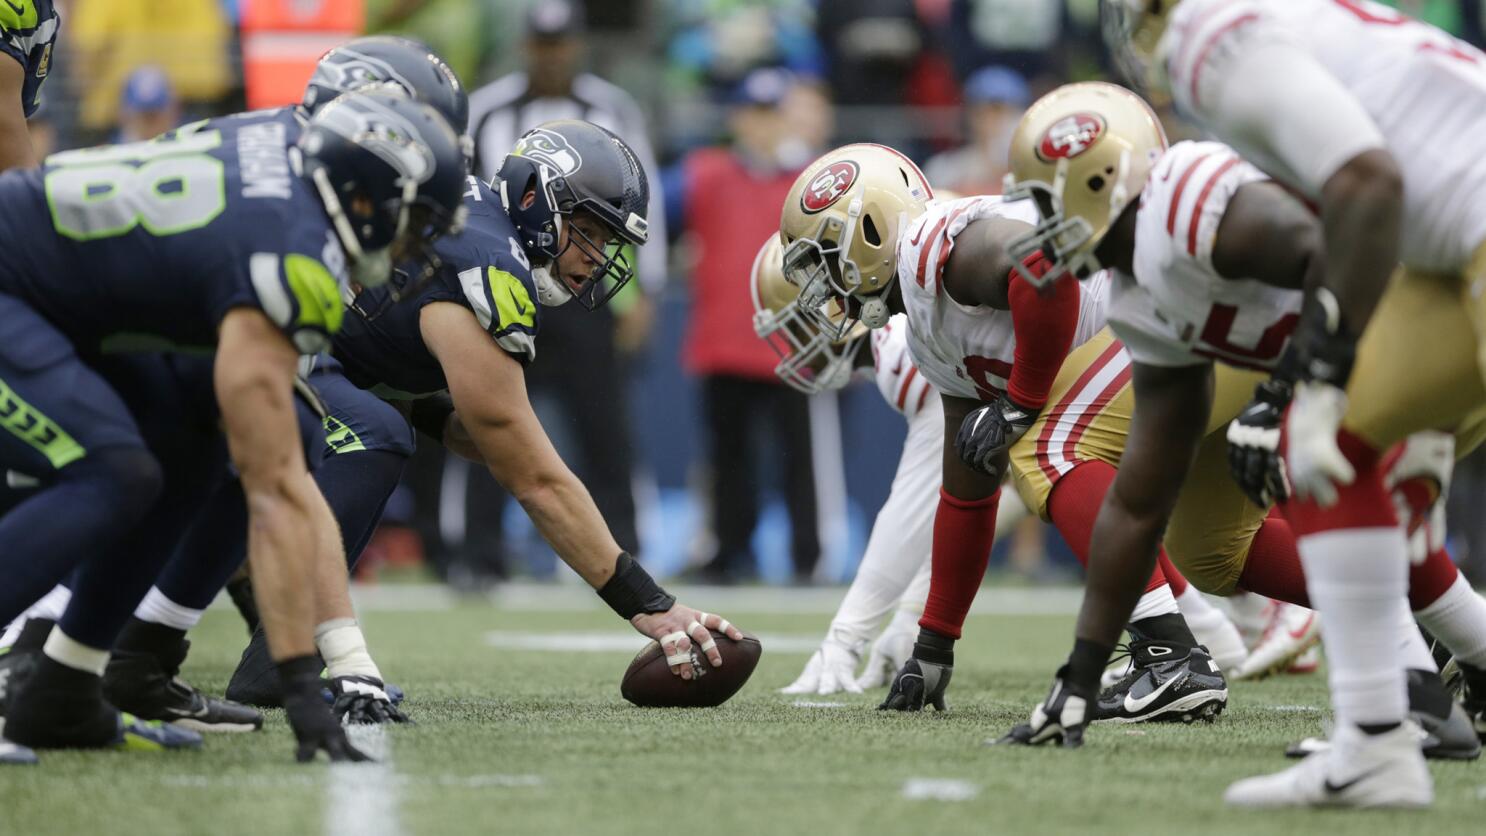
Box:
[531,265,574,307]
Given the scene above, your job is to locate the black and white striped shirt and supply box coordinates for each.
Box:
[468,71,667,293]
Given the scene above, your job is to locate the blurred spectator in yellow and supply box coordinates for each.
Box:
[68,0,232,133]
[115,66,180,143]
[922,65,1027,195]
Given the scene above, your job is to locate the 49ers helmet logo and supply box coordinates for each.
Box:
[1037,113,1106,161]
[801,161,860,213]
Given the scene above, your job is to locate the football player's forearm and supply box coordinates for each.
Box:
[0,64,35,173]
[308,483,355,625]
[1318,150,1402,334]
[509,470,623,587]
[244,475,320,661]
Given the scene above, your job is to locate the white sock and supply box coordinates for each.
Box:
[1396,601,1437,673]
[315,618,383,680]
[1130,584,1181,622]
[1414,573,1486,669]
[1175,585,1220,622]
[42,628,108,676]
[1,585,73,648]
[133,587,205,631]
[1299,527,1409,727]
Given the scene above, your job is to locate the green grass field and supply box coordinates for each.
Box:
[4,585,1483,836]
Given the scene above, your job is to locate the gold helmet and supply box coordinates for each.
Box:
[751,234,867,394]
[1101,0,1183,95]
[1003,81,1166,286]
[779,143,933,337]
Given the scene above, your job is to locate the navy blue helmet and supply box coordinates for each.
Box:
[304,35,468,135]
[496,120,650,310]
[297,90,469,288]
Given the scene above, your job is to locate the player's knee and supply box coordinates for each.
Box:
[63,446,164,517]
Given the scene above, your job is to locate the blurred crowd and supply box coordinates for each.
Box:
[30,0,1486,586]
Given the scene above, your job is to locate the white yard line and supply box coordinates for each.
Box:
[901,778,979,801]
[325,725,402,836]
[483,630,824,654]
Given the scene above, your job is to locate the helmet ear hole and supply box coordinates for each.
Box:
[862,213,882,247]
[1087,175,1105,193]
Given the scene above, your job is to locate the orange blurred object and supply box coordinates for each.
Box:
[241,0,366,110]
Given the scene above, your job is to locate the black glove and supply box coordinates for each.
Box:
[328,675,412,725]
[878,658,952,712]
[279,656,370,763]
[994,666,1092,748]
[1225,377,1293,508]
[956,395,1038,477]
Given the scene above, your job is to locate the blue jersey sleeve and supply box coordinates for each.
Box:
[240,226,351,355]
[422,178,542,364]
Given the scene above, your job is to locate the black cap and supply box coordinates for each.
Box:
[526,0,585,38]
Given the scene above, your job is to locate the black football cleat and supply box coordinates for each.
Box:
[4,657,201,751]
[1456,660,1486,743]
[1284,668,1479,761]
[1094,641,1227,724]
[226,626,291,708]
[104,643,263,734]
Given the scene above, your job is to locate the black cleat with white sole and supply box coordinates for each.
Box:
[104,644,263,734]
[1285,668,1480,760]
[1094,641,1227,724]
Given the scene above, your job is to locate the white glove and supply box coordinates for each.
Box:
[1283,381,1353,507]
[1385,430,1454,565]
[780,641,862,695]
[856,616,917,691]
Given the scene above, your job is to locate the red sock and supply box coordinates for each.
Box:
[919,488,1000,639]
[1282,429,1396,535]
[1047,461,1168,593]
[1409,548,1460,610]
[1236,510,1311,607]
[1159,553,1189,597]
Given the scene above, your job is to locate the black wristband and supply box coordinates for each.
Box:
[597,552,675,620]
[277,655,324,696]
[912,628,955,666]
[410,393,456,444]
[1064,637,1115,697]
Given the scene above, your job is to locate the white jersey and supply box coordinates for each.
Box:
[1109,141,1302,370]
[1163,0,1486,272]
[867,314,936,420]
[898,196,1112,401]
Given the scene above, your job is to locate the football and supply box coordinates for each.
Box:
[620,630,763,707]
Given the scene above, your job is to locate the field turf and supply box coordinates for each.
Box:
[3,584,1483,835]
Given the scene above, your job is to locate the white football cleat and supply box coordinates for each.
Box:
[781,640,863,695]
[1225,723,1432,809]
[1233,603,1319,681]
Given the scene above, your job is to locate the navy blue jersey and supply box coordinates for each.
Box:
[0,106,348,355]
[0,0,57,118]
[332,176,541,399]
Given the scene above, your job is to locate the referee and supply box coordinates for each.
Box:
[421,0,665,580]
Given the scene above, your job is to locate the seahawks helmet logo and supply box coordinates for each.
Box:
[514,129,583,176]
[316,97,436,183]
[309,49,415,101]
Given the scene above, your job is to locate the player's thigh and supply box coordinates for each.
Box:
[1207,364,1268,434]
[1163,429,1267,595]
[1344,268,1486,450]
[0,295,144,475]
[310,363,417,464]
[1010,328,1131,519]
